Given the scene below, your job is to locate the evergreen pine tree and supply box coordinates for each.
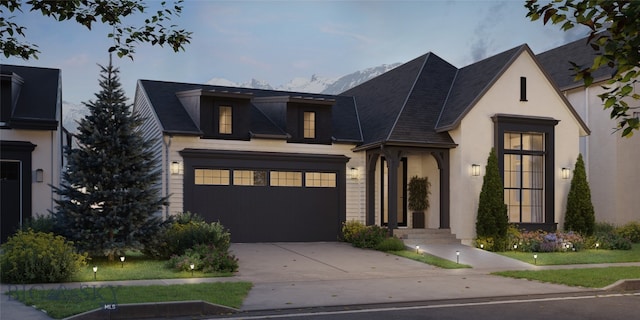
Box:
[53,57,167,260]
[564,153,595,235]
[476,148,509,248]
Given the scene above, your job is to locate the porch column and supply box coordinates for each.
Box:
[383,148,402,230]
[365,152,379,226]
[432,150,450,229]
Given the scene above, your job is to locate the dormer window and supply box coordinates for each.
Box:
[219,106,232,134]
[304,111,316,139]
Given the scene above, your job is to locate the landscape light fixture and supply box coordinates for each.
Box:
[190,263,195,276]
[456,250,460,264]
[120,256,125,268]
[480,244,484,249]
[471,164,480,176]
[93,266,98,280]
[513,244,518,250]
[595,243,600,250]
[561,168,570,179]
[416,245,420,254]
[533,254,538,265]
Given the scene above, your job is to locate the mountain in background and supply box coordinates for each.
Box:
[63,63,401,131]
[206,63,401,94]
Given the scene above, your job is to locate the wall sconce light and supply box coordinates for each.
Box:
[349,167,358,180]
[561,168,570,179]
[471,164,480,176]
[35,168,44,183]
[170,161,183,175]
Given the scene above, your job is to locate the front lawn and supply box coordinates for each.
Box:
[497,244,640,265]
[5,282,252,319]
[493,266,640,288]
[69,251,232,282]
[388,250,472,269]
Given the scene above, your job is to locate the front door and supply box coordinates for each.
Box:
[1,161,22,243]
[381,157,407,227]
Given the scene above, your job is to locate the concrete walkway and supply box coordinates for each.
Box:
[2,242,639,319]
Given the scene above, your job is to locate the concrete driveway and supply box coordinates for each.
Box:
[229,242,588,310]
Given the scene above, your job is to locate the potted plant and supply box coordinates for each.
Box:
[408,176,430,228]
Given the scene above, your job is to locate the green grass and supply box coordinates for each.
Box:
[69,251,232,282]
[388,250,472,269]
[497,244,640,266]
[493,266,640,288]
[5,282,252,319]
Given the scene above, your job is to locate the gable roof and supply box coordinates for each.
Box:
[1,64,61,130]
[536,34,613,90]
[137,80,363,142]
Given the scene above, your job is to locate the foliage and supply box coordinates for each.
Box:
[1,0,192,60]
[144,212,233,260]
[52,58,168,260]
[511,229,586,252]
[616,221,640,243]
[0,230,87,284]
[350,225,389,249]
[23,214,56,234]
[341,220,367,243]
[475,148,508,249]
[167,243,238,273]
[389,250,472,269]
[526,0,640,137]
[564,154,595,236]
[7,282,252,319]
[500,243,640,266]
[408,176,430,211]
[375,237,406,251]
[586,230,632,250]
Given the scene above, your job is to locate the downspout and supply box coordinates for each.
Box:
[163,134,172,220]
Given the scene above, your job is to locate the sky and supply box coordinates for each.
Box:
[1,0,589,107]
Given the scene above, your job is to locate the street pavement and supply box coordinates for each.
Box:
[2,242,639,319]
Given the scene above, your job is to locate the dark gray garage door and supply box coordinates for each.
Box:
[181,149,348,242]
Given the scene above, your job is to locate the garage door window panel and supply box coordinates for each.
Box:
[306,172,336,188]
[195,169,230,185]
[270,171,302,187]
[234,170,267,186]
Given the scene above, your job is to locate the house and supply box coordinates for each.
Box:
[537,36,640,227]
[135,43,589,244]
[0,65,63,243]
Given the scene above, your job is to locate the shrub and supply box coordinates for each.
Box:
[476,149,508,244]
[350,225,389,249]
[341,220,366,243]
[143,212,232,259]
[23,214,57,234]
[375,237,406,251]
[564,154,595,236]
[586,231,632,250]
[167,243,238,273]
[0,230,87,283]
[616,222,640,243]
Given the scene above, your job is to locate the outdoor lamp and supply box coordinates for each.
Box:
[416,245,420,254]
[120,256,125,268]
[480,244,484,249]
[35,169,44,183]
[93,266,98,280]
[456,250,460,264]
[561,168,570,179]
[190,263,195,276]
[595,243,600,249]
[170,161,183,175]
[513,244,518,250]
[471,164,480,176]
[533,254,538,265]
[350,167,358,180]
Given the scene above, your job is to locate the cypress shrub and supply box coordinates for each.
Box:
[564,154,595,236]
[475,148,508,250]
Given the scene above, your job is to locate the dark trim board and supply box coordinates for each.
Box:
[0,140,36,243]
[181,149,349,242]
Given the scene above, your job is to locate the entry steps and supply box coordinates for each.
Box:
[393,228,461,245]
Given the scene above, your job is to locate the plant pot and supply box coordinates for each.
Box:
[412,211,425,229]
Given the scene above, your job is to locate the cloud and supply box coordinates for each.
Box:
[319,24,373,45]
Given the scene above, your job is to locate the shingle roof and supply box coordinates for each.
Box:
[1,64,61,130]
[436,45,525,131]
[536,34,613,90]
[137,80,363,142]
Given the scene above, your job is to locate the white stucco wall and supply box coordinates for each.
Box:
[449,51,585,244]
[2,128,62,218]
[164,136,366,222]
[564,83,640,226]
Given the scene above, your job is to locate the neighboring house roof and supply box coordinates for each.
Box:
[137,80,363,142]
[536,34,613,90]
[1,64,61,130]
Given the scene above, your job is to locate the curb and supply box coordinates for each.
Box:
[63,300,239,320]
[603,279,640,291]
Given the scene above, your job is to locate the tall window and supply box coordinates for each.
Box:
[219,106,232,134]
[303,111,315,139]
[504,132,544,223]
